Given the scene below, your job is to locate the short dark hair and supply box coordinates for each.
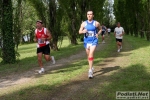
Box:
[117,22,120,24]
[87,10,94,15]
[36,20,43,24]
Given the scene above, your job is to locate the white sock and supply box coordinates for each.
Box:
[41,68,44,70]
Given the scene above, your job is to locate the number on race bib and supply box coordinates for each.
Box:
[85,31,94,37]
[38,39,45,44]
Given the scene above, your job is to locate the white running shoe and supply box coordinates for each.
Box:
[88,69,93,79]
[92,67,94,72]
[38,68,45,74]
[117,49,120,52]
[51,56,55,64]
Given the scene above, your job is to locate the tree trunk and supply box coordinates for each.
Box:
[130,29,134,36]
[48,0,59,51]
[14,0,22,49]
[2,0,16,63]
[140,31,144,38]
[146,32,150,41]
[69,0,78,45]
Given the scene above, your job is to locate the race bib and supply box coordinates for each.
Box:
[38,39,45,44]
[85,31,94,37]
[116,31,121,34]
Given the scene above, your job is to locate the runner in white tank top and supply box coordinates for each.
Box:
[114,22,125,52]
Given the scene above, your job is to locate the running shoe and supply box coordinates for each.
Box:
[51,56,56,64]
[88,69,93,79]
[38,68,45,74]
[117,49,120,52]
[92,67,94,72]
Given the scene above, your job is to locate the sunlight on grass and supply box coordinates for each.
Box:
[0,37,82,77]
[94,35,150,100]
[0,35,116,100]
[1,34,150,100]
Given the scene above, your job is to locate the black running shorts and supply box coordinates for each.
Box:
[37,44,50,55]
[116,38,122,42]
[101,31,105,36]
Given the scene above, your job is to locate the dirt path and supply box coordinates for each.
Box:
[0,35,133,100]
[47,37,133,100]
[0,37,108,89]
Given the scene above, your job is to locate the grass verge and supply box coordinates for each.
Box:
[1,34,149,100]
[70,35,150,100]
[0,34,116,100]
[0,37,84,77]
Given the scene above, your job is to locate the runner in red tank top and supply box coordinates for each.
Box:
[34,20,56,74]
[36,27,48,47]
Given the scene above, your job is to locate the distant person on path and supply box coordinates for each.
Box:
[79,10,102,79]
[34,20,55,74]
[114,22,124,52]
[101,24,107,43]
[107,28,111,36]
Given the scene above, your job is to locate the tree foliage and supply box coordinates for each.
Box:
[114,0,150,40]
[0,0,117,63]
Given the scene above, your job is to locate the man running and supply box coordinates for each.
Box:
[101,24,107,43]
[34,20,55,74]
[114,22,124,52]
[79,10,102,79]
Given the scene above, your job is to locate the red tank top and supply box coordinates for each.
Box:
[36,28,48,47]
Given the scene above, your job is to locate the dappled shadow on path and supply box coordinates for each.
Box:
[1,35,150,99]
[93,66,120,76]
[0,64,150,100]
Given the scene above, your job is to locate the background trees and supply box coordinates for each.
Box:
[1,0,16,63]
[1,0,150,64]
[114,0,150,40]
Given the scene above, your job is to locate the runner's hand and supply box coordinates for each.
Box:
[96,34,99,38]
[83,29,87,34]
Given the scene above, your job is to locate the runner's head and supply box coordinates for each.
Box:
[117,22,121,27]
[87,10,94,21]
[36,20,43,29]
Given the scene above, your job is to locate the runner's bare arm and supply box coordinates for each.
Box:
[122,30,125,34]
[96,21,102,35]
[46,29,52,40]
[79,22,87,34]
[120,29,125,36]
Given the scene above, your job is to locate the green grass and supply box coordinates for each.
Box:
[0,37,84,77]
[0,34,116,100]
[1,34,150,100]
[82,35,150,100]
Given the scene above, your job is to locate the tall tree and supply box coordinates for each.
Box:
[28,0,46,25]
[13,0,23,49]
[102,0,114,27]
[2,0,16,63]
[59,0,78,45]
[48,0,63,50]
[0,0,2,48]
